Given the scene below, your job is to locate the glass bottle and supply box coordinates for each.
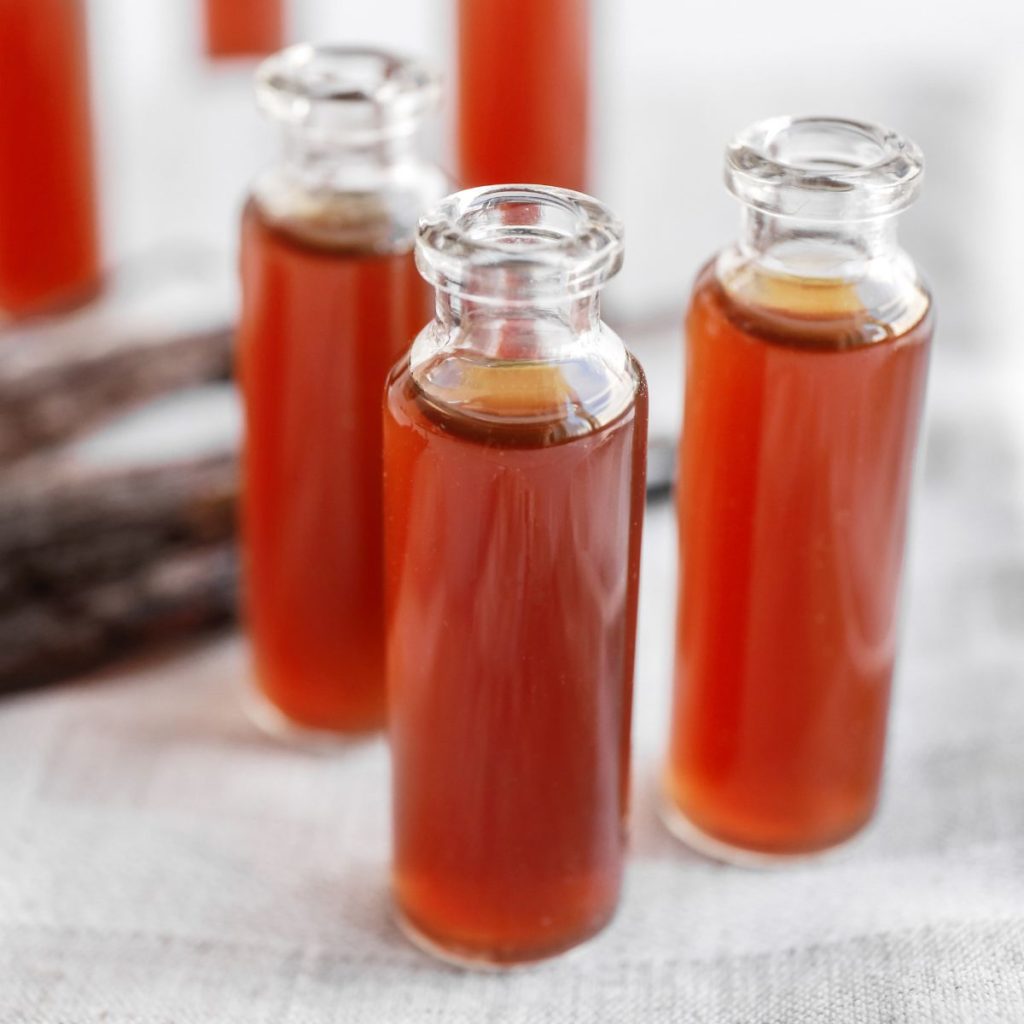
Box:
[0,0,100,318]
[385,185,647,965]
[204,0,283,59]
[665,117,933,863]
[458,0,589,191]
[238,46,446,737]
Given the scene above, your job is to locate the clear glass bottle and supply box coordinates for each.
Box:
[458,0,589,191]
[665,117,934,863]
[238,46,447,738]
[0,0,100,318]
[385,185,648,965]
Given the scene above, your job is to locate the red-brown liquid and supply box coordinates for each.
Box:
[238,202,431,733]
[0,0,100,317]
[385,357,647,963]
[204,0,283,58]
[458,0,588,191]
[668,262,932,856]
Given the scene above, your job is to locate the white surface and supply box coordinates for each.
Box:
[2,346,1023,1021]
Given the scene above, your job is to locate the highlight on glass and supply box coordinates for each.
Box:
[237,45,447,738]
[385,184,648,965]
[664,116,934,863]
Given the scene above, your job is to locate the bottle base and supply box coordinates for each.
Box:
[658,792,868,869]
[243,686,380,752]
[393,904,610,972]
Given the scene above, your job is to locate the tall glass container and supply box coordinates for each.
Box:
[458,0,589,191]
[665,117,933,863]
[238,46,446,737]
[385,185,647,965]
[0,0,100,317]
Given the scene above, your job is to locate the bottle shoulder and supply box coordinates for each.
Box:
[691,247,933,351]
[387,322,646,447]
[249,161,449,254]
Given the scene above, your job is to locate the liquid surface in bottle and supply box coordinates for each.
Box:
[668,260,932,855]
[458,0,588,191]
[0,0,99,316]
[238,201,431,732]
[385,354,647,963]
[204,0,282,58]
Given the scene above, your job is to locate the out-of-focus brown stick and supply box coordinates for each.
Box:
[0,250,234,464]
[0,543,238,694]
[0,452,239,609]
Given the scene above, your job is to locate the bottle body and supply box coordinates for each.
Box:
[238,47,443,735]
[386,185,646,964]
[458,0,588,191]
[205,0,283,58]
[0,0,100,317]
[666,117,933,860]
[239,205,431,732]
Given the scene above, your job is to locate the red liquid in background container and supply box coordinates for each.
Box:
[667,262,932,856]
[458,0,589,191]
[0,0,100,317]
[205,0,283,58]
[238,202,431,733]
[385,358,647,963]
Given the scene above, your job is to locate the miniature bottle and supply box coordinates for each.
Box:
[385,185,647,965]
[458,0,589,191]
[238,46,446,736]
[0,0,100,317]
[665,117,933,862]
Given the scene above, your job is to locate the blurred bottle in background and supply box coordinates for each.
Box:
[665,117,933,863]
[205,0,284,59]
[457,0,589,191]
[0,0,100,318]
[238,46,446,737]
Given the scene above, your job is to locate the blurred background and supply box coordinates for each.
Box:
[82,0,1024,439]
[3,0,1024,691]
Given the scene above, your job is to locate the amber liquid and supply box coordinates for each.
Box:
[204,0,283,58]
[458,0,588,191]
[384,356,647,963]
[238,202,431,733]
[668,261,932,857]
[0,0,100,317]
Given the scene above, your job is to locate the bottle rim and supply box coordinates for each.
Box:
[255,44,440,145]
[416,185,624,303]
[725,116,924,221]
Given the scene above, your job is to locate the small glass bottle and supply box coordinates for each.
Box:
[458,0,589,191]
[238,46,446,737]
[0,0,100,318]
[385,185,647,966]
[665,117,933,863]
[204,0,284,59]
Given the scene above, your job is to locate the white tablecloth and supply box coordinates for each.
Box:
[2,350,1023,1023]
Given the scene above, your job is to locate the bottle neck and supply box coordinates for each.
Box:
[433,287,604,361]
[738,206,900,282]
[281,127,423,187]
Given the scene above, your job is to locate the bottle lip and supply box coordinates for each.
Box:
[255,44,440,146]
[725,116,924,221]
[416,185,624,303]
